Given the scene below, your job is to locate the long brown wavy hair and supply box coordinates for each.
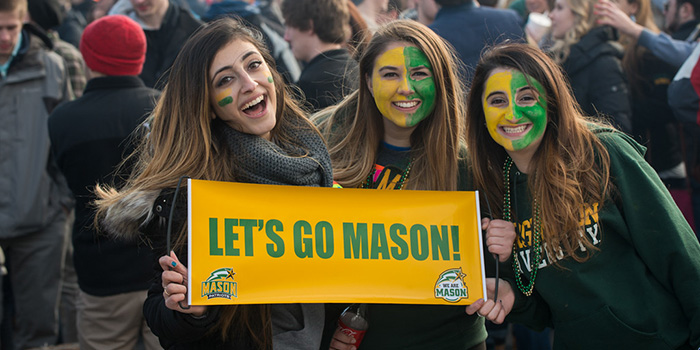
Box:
[467,43,612,262]
[94,17,319,349]
[313,19,466,191]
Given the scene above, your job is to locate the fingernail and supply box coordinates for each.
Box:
[171,261,177,267]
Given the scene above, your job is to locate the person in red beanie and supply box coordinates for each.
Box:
[48,14,162,350]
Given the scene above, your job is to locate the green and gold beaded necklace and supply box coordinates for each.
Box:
[503,156,542,296]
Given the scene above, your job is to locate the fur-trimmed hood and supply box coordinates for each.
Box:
[100,189,160,241]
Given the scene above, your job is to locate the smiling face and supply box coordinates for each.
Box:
[549,0,576,39]
[368,42,436,128]
[209,39,277,140]
[482,68,547,153]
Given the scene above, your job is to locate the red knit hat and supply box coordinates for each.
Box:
[80,15,147,76]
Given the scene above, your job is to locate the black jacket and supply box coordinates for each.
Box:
[141,2,202,89]
[48,75,160,296]
[296,49,358,112]
[561,26,632,134]
[630,51,684,176]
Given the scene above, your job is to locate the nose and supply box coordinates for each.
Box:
[504,106,520,122]
[397,76,414,96]
[240,73,258,94]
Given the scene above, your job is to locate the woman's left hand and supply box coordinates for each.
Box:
[466,278,514,324]
[159,251,208,317]
[483,218,516,262]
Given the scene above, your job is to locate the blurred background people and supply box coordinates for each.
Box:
[108,0,202,89]
[548,0,632,133]
[281,0,358,111]
[0,0,73,348]
[610,0,695,229]
[48,15,162,350]
[428,0,525,82]
[352,0,390,31]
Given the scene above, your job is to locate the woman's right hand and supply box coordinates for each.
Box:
[329,328,357,350]
[159,251,208,317]
[483,218,516,262]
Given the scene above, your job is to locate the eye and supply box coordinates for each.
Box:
[411,70,431,79]
[488,95,508,106]
[216,76,233,88]
[382,71,399,78]
[249,60,262,70]
[519,94,536,102]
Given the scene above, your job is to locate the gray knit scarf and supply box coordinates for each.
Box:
[220,119,334,187]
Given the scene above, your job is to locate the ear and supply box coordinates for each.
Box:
[306,19,315,35]
[366,74,374,97]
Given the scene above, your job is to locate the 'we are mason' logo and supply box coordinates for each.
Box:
[201,267,238,300]
[434,268,469,302]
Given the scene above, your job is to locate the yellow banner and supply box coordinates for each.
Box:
[187,179,485,305]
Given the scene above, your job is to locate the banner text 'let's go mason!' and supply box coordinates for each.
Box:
[208,218,464,262]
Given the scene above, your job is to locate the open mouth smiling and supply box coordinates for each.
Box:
[500,123,532,136]
[392,100,421,111]
[241,95,267,118]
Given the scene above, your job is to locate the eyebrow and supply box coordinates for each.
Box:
[516,86,535,93]
[210,50,259,84]
[378,65,401,71]
[485,91,506,100]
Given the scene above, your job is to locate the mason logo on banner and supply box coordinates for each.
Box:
[186,179,486,305]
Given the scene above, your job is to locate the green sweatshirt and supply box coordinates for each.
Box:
[321,143,486,350]
[503,129,700,349]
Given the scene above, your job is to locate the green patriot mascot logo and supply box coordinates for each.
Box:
[434,268,468,302]
[201,267,238,300]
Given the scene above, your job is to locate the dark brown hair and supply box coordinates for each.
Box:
[281,0,350,44]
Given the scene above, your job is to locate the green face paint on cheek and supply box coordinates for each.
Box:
[268,76,273,83]
[215,89,233,107]
[403,46,436,127]
[218,96,233,107]
[510,71,547,151]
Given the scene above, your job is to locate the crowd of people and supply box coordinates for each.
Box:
[0,0,699,349]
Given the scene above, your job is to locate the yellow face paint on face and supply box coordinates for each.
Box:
[482,70,547,152]
[371,45,436,128]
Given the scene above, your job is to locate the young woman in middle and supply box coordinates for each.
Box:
[313,19,513,350]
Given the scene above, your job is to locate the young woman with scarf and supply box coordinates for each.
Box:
[94,17,332,350]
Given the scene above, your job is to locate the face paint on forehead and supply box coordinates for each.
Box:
[404,46,432,70]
